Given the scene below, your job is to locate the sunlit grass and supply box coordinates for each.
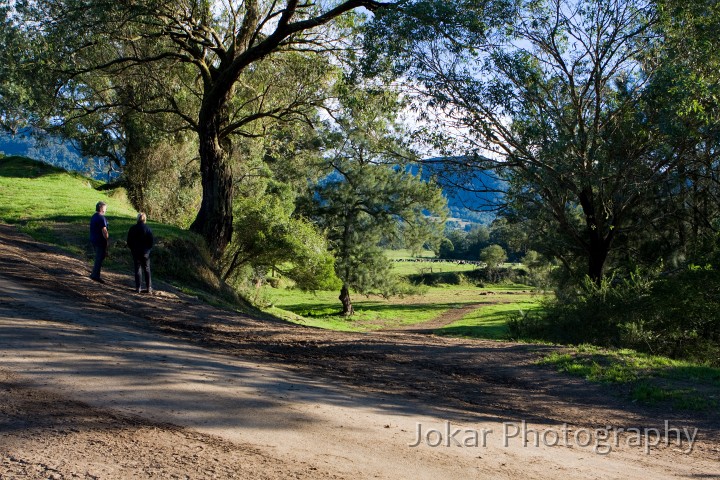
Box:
[390,259,481,276]
[0,156,224,299]
[540,346,720,410]
[267,283,544,335]
[266,287,460,331]
[0,156,189,252]
[436,297,543,340]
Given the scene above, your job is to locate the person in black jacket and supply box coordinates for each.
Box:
[127,212,154,294]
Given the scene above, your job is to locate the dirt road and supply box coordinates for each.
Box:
[0,224,718,479]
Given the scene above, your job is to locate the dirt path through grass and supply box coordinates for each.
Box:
[381,302,491,332]
[380,291,534,334]
[1,224,719,479]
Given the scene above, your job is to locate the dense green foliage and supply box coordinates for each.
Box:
[438,220,530,260]
[3,0,395,254]
[367,0,720,280]
[510,266,720,365]
[479,244,506,267]
[223,184,340,295]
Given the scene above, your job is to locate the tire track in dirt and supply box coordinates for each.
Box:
[381,302,491,333]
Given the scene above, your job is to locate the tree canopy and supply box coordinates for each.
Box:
[305,84,447,314]
[6,0,396,255]
[365,0,720,284]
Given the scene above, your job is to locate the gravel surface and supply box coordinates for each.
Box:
[0,224,718,479]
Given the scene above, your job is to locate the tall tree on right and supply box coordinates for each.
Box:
[643,0,720,263]
[365,0,719,284]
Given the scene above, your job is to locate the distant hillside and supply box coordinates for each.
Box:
[421,156,507,228]
[0,131,111,181]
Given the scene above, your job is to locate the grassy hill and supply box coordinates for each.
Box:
[0,155,235,305]
[0,155,135,248]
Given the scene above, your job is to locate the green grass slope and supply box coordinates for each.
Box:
[0,155,234,305]
[0,156,136,249]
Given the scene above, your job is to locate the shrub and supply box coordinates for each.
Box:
[124,140,201,228]
[623,266,720,363]
[509,268,720,365]
[407,271,465,286]
[152,236,220,291]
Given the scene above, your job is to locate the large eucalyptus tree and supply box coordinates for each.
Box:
[8,0,394,255]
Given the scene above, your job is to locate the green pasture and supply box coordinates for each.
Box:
[266,285,471,331]
[390,258,481,276]
[266,248,540,336]
[267,279,543,336]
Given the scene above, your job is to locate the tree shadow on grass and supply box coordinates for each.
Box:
[284,301,468,321]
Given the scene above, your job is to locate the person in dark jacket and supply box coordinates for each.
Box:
[89,201,109,283]
[127,212,154,294]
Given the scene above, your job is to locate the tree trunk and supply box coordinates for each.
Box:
[579,189,613,285]
[120,98,151,214]
[190,109,234,258]
[588,235,609,285]
[339,284,354,316]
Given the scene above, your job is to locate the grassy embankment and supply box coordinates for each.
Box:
[541,345,720,411]
[0,155,234,306]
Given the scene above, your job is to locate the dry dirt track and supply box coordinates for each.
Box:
[0,224,719,479]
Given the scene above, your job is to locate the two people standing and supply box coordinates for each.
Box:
[89,202,154,294]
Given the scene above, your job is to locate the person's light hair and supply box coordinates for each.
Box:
[95,201,107,212]
[137,212,147,223]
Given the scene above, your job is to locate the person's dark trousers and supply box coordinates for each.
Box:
[133,254,152,291]
[91,243,106,280]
